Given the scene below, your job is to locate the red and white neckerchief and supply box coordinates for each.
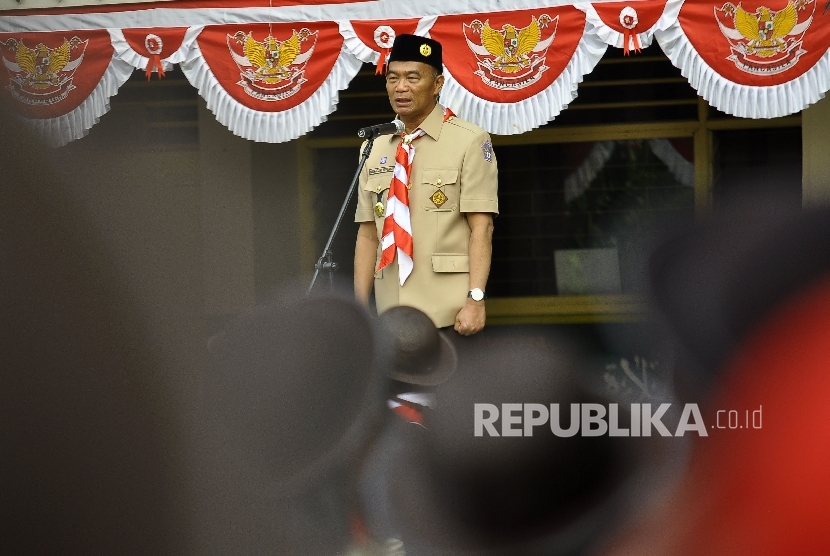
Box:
[377,106,455,285]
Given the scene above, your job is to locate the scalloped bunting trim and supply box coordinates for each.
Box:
[438,23,607,135]
[24,54,133,147]
[179,38,362,142]
[656,15,830,118]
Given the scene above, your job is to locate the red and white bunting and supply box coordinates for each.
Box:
[0,29,132,145]
[656,0,830,118]
[0,0,828,144]
[433,6,607,135]
[180,21,361,142]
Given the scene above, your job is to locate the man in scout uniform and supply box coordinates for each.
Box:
[353,34,498,336]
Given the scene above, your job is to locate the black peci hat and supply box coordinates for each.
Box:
[387,34,443,73]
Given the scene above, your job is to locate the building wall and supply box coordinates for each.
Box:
[44,73,308,552]
[251,139,304,301]
[199,100,256,318]
[49,92,207,550]
[56,89,206,378]
[48,71,307,374]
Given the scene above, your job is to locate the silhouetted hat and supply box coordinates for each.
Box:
[362,332,649,555]
[202,295,388,555]
[206,296,385,492]
[377,305,456,386]
[388,34,443,73]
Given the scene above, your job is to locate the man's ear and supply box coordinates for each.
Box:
[434,73,445,97]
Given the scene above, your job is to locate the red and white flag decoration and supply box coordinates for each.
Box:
[0,29,132,146]
[144,34,165,79]
[180,21,361,142]
[655,0,830,118]
[1,0,829,144]
[432,7,607,135]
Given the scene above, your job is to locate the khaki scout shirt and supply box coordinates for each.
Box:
[355,103,499,327]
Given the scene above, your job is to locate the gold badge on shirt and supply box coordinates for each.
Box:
[431,189,447,208]
[374,201,385,217]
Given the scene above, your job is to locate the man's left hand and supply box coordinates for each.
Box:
[454,300,485,336]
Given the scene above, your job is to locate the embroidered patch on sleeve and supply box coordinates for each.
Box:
[481,140,493,163]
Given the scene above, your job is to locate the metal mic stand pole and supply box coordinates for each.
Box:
[307,136,377,295]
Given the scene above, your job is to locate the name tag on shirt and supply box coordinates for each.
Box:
[368,166,395,176]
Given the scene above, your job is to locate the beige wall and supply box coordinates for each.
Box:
[56,98,206,370]
[47,88,307,553]
[52,99,208,551]
[198,101,256,317]
[251,139,304,300]
[802,95,830,208]
[55,90,305,335]
[199,102,305,310]
[56,96,266,339]
[57,94,307,324]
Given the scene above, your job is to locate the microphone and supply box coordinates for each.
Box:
[357,120,405,139]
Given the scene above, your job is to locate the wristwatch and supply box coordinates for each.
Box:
[468,288,487,302]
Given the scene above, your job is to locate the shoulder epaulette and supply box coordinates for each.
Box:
[444,116,485,136]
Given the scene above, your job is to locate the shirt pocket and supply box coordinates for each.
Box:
[421,167,460,212]
[364,172,393,220]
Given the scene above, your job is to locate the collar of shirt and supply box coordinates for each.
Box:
[389,102,446,143]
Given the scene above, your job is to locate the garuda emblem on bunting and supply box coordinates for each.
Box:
[715,0,815,75]
[227,28,317,101]
[463,15,557,90]
[1,37,87,106]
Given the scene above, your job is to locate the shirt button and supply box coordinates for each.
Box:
[436,178,442,185]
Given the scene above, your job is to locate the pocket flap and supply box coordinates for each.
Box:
[431,253,469,272]
[422,168,459,186]
[364,172,392,193]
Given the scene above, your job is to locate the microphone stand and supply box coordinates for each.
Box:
[307,136,377,295]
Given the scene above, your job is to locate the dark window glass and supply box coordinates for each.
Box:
[713,127,802,211]
[490,138,695,297]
